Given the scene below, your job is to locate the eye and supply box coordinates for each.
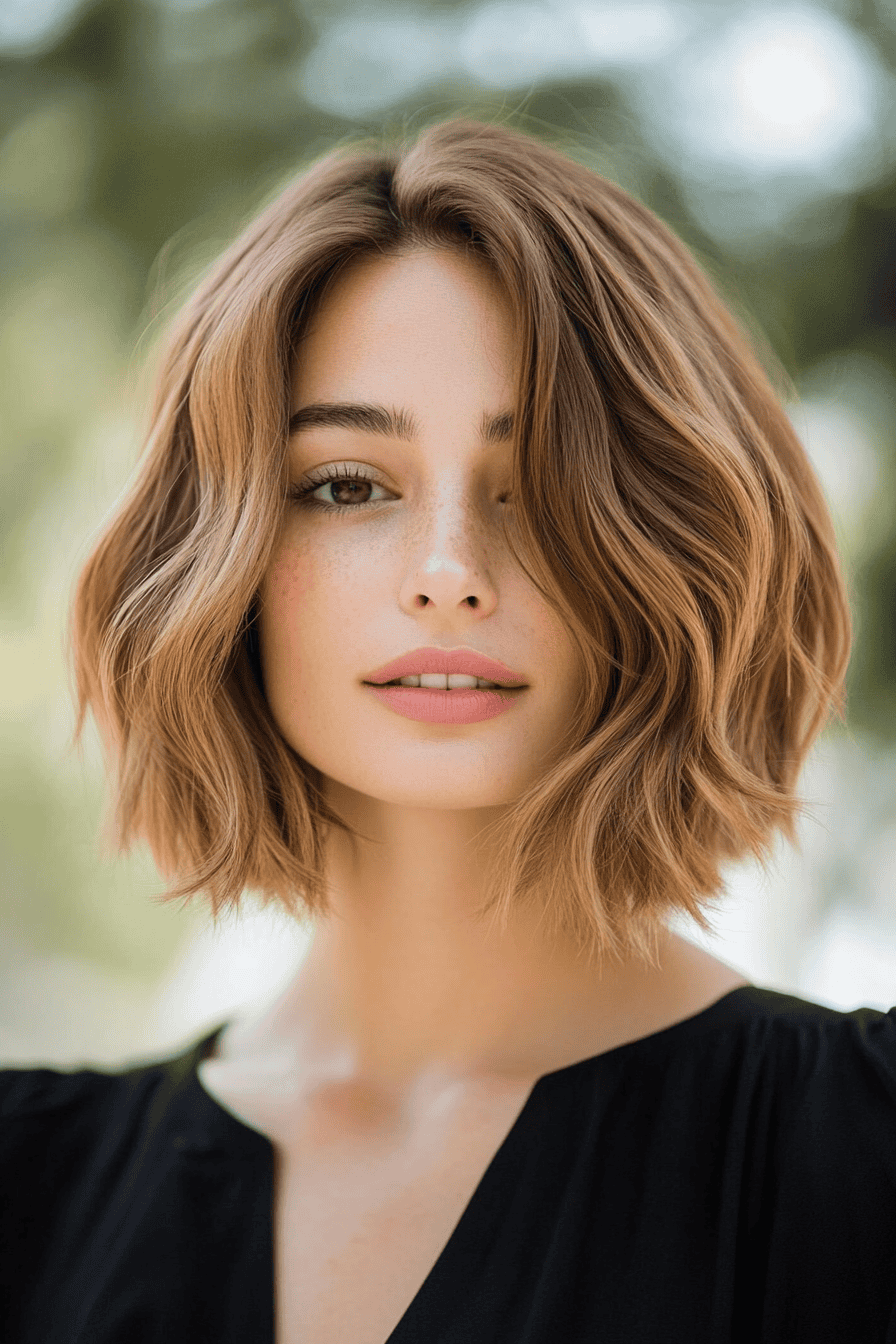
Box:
[288,464,392,513]
[288,466,513,514]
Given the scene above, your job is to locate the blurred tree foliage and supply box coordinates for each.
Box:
[0,0,893,971]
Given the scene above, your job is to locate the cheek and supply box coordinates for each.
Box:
[265,553,312,612]
[258,555,313,671]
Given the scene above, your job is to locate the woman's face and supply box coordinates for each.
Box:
[258,246,584,814]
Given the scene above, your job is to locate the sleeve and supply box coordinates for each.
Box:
[844,1006,896,1192]
[847,1005,896,1344]
[0,1066,115,1340]
[759,1005,896,1344]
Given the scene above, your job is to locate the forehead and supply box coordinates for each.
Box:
[290,248,520,407]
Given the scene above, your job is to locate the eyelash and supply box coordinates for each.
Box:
[288,465,390,513]
[288,464,513,515]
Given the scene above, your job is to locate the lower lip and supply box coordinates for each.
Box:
[363,684,526,724]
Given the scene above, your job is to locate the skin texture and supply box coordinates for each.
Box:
[245,246,746,1101]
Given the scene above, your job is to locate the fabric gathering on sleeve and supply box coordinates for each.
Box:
[1,985,896,1344]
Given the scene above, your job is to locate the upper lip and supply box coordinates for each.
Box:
[364,646,527,688]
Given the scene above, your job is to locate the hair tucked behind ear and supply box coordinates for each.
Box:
[65,116,853,966]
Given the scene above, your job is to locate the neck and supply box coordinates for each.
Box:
[221,785,734,1093]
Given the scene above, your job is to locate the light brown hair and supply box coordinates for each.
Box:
[66,116,853,967]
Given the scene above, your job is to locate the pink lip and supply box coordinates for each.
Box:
[364,645,527,688]
[365,683,525,724]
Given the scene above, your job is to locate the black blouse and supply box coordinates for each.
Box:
[2,984,896,1343]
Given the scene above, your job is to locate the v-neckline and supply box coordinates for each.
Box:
[190,982,756,1344]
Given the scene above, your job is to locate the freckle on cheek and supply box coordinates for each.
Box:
[271,557,312,605]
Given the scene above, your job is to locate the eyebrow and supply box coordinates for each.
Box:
[288,402,516,445]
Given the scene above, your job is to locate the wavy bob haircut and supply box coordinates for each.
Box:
[67,117,853,967]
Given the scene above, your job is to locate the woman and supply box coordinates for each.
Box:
[2,117,893,1344]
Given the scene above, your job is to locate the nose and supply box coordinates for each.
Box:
[397,488,506,615]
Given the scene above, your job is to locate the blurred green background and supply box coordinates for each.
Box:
[1,0,895,1065]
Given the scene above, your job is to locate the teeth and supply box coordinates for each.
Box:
[387,673,502,690]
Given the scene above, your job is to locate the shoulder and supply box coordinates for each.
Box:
[707,983,896,1089]
[0,1028,242,1342]
[708,986,896,1190]
[0,1059,161,1299]
[0,1024,224,1163]
[703,988,896,1336]
[0,1027,225,1240]
[0,1062,130,1188]
[0,1048,172,1134]
[0,1062,118,1124]
[725,983,896,1081]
